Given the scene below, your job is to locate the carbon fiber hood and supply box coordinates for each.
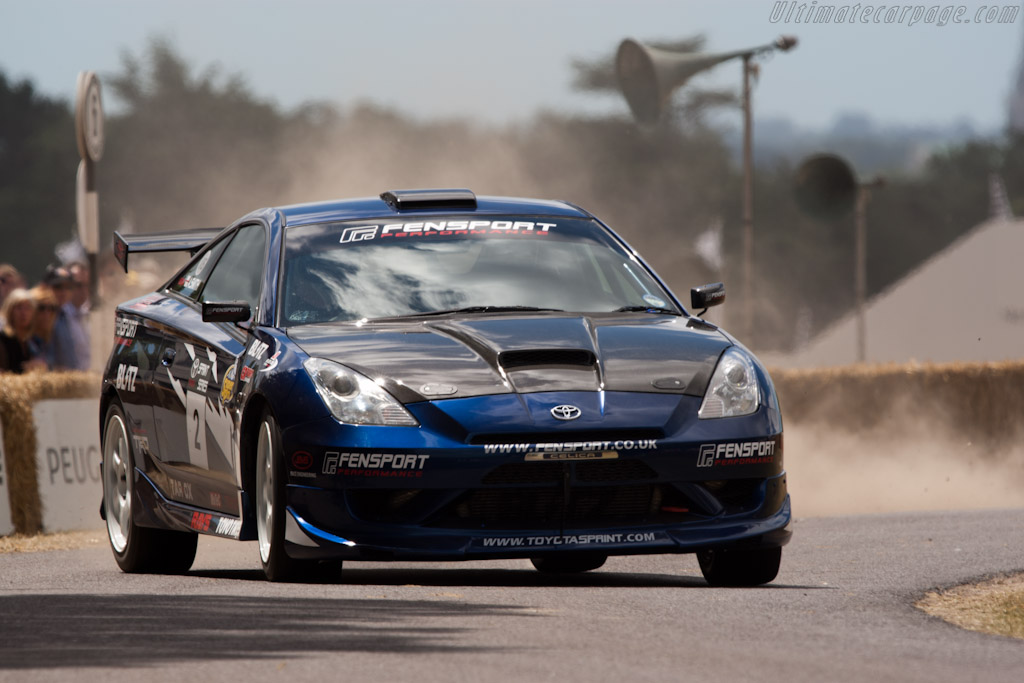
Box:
[286,313,729,403]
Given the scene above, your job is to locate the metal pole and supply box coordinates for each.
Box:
[741,55,754,342]
[84,157,99,303]
[854,185,868,363]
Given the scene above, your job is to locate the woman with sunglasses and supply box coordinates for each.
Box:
[0,288,46,373]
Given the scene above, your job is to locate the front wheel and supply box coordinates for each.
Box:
[255,409,319,582]
[697,546,781,587]
[102,403,197,573]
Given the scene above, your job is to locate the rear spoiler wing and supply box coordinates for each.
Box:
[113,228,223,273]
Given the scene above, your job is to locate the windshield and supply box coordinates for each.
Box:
[280,216,679,324]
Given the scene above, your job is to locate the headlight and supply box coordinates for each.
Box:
[698,347,760,419]
[303,358,419,426]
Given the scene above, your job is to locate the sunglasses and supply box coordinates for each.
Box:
[38,305,58,312]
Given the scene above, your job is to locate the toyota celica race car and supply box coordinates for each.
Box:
[100,188,790,585]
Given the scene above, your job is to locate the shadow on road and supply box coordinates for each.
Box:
[187,566,829,591]
[0,593,528,669]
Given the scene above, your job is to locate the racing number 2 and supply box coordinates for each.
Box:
[192,409,201,449]
[185,390,208,469]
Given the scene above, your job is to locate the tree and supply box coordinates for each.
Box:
[0,72,78,283]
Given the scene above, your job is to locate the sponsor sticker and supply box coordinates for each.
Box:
[291,451,313,470]
[322,451,430,478]
[524,451,618,461]
[114,363,138,392]
[262,351,281,372]
[189,511,241,538]
[220,363,236,402]
[247,340,270,360]
[697,439,777,468]
[478,531,661,548]
[178,274,203,291]
[340,220,556,244]
[132,434,150,456]
[190,511,212,532]
[189,358,211,392]
[215,517,241,537]
[114,316,138,347]
[166,477,193,502]
[483,439,658,455]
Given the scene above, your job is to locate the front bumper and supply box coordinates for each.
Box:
[277,390,790,561]
[282,472,791,561]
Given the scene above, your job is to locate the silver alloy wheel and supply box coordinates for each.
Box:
[256,420,274,564]
[103,412,131,553]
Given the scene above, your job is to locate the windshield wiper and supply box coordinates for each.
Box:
[403,306,566,318]
[614,305,681,315]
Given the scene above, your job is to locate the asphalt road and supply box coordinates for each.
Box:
[1,510,1022,682]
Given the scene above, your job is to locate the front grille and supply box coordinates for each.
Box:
[345,476,767,530]
[481,459,657,485]
[483,462,563,485]
[449,484,660,529]
[577,459,657,482]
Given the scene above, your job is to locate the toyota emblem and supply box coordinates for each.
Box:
[550,404,582,421]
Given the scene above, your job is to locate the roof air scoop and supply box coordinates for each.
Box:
[380,189,477,211]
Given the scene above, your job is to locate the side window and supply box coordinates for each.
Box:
[167,237,231,301]
[201,224,267,312]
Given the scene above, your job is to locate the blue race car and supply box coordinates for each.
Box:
[100,189,789,584]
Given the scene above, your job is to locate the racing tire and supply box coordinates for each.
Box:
[530,553,607,574]
[697,546,781,587]
[255,409,319,582]
[102,403,197,574]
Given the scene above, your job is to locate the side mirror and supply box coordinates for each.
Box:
[690,282,725,314]
[202,300,251,324]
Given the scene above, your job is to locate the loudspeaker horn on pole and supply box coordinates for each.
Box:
[616,36,797,125]
[615,40,740,124]
[793,153,858,220]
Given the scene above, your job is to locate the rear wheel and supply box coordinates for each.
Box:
[102,403,197,573]
[697,546,781,587]
[531,553,607,574]
[256,410,319,582]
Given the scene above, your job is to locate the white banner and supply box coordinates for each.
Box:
[0,420,13,536]
[33,399,103,531]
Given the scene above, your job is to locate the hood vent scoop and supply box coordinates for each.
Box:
[499,349,596,370]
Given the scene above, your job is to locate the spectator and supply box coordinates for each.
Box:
[0,263,26,327]
[28,285,60,369]
[48,265,81,371]
[65,261,92,370]
[0,288,45,374]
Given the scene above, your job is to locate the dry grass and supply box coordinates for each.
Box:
[918,573,1024,640]
[0,529,105,554]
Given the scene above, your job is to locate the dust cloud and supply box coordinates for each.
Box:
[84,98,1024,520]
[784,421,1024,517]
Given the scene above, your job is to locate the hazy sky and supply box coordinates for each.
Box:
[2,0,1022,132]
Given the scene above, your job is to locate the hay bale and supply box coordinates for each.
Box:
[770,361,1024,448]
[0,372,100,534]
